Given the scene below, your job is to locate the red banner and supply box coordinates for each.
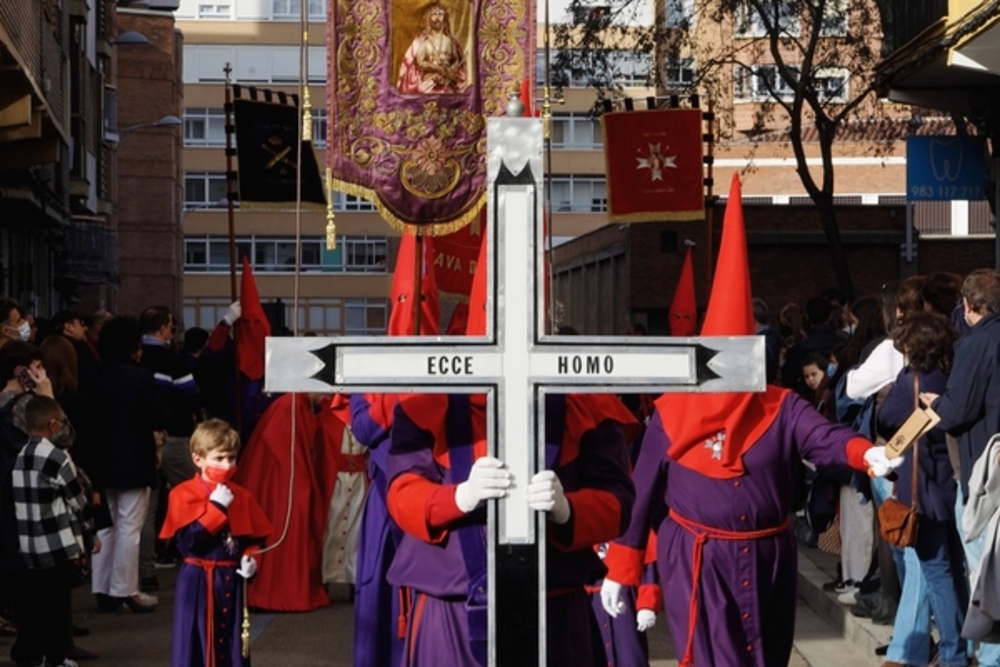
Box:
[602,109,705,222]
[432,212,484,299]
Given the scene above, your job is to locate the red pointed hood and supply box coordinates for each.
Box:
[658,174,785,479]
[519,78,535,117]
[235,256,271,381]
[668,244,697,336]
[387,230,441,336]
[465,212,489,337]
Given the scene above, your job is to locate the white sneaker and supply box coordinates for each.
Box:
[133,591,159,606]
[46,659,79,667]
[836,589,858,605]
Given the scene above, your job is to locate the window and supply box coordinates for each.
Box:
[734,64,800,101]
[197,3,231,18]
[664,57,696,87]
[550,113,602,150]
[735,2,799,37]
[664,0,695,29]
[571,4,610,25]
[184,172,229,208]
[103,86,118,140]
[183,108,226,147]
[550,176,607,212]
[818,0,848,36]
[184,45,327,84]
[346,299,388,335]
[332,192,376,211]
[542,50,652,89]
[815,67,848,102]
[345,237,388,270]
[311,108,327,147]
[272,0,325,19]
[184,235,389,274]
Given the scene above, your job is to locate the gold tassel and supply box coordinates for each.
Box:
[302,85,313,143]
[325,168,337,250]
[241,578,251,659]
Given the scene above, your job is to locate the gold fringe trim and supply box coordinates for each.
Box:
[608,209,706,224]
[239,200,327,212]
[332,178,484,237]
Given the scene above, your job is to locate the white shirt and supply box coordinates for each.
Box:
[845,338,904,399]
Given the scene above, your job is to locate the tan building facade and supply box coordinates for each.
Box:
[174,0,991,335]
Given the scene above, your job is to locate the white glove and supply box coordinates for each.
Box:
[600,578,625,618]
[223,301,242,326]
[455,456,512,513]
[209,483,234,508]
[864,446,905,478]
[237,554,257,579]
[636,609,657,632]
[526,470,571,524]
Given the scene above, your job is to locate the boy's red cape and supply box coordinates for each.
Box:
[160,477,273,540]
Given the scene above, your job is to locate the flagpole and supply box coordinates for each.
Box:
[224,63,238,303]
[542,0,555,335]
[223,62,243,436]
[703,94,716,300]
[413,227,424,335]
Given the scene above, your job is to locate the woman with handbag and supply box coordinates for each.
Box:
[876,312,967,667]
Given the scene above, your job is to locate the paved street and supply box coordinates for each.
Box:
[0,549,875,666]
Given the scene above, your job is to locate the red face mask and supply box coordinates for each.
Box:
[203,462,237,484]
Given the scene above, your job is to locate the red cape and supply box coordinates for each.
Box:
[160,477,273,541]
[231,394,330,611]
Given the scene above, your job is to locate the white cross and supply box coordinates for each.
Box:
[265,117,764,666]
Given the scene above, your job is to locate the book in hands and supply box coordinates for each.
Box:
[885,405,941,459]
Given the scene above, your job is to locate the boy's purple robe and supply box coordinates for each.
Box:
[162,477,271,667]
[607,390,871,667]
[385,393,636,667]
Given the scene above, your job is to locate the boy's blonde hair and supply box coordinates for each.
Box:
[190,418,240,457]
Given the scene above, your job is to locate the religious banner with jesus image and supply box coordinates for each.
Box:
[602,108,705,223]
[327,0,533,233]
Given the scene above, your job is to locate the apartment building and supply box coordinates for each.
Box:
[174,0,989,335]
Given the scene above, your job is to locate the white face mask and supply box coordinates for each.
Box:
[5,322,30,341]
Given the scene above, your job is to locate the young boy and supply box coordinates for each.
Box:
[11,395,92,667]
[160,418,272,667]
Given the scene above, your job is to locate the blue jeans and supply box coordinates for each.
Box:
[957,489,1000,666]
[887,546,932,665]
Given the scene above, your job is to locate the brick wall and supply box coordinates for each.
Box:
[552,202,997,335]
[115,11,184,318]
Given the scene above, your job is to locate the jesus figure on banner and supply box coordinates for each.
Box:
[397,3,468,94]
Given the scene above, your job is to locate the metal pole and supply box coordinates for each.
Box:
[224,63,238,302]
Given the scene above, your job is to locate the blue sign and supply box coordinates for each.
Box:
[907,136,988,201]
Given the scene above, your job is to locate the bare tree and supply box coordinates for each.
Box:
[552,0,906,297]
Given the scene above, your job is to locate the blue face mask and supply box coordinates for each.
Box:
[827,362,837,378]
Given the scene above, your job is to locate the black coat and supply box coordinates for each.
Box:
[931,313,1000,498]
[87,361,169,489]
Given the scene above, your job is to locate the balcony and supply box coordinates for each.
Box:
[60,216,119,284]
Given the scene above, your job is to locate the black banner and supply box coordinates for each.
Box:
[232,86,326,208]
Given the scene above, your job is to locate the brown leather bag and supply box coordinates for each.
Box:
[878,373,920,549]
[878,496,918,548]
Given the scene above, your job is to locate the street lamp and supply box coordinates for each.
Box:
[112,31,150,45]
[119,115,182,135]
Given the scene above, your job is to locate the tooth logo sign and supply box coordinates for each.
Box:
[929,138,963,182]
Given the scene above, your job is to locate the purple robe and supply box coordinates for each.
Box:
[171,521,256,667]
[349,394,404,667]
[617,392,867,666]
[386,394,635,667]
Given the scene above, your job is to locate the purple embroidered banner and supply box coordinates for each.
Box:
[328,0,533,234]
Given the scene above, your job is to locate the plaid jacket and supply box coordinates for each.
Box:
[12,436,88,569]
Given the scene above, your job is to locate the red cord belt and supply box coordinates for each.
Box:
[669,508,791,667]
[184,557,238,667]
